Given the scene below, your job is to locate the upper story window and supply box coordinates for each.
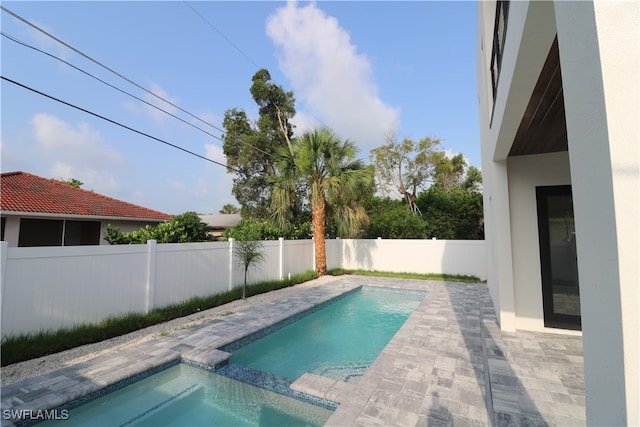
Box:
[490,0,510,104]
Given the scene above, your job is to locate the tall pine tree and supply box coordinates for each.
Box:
[222,69,297,220]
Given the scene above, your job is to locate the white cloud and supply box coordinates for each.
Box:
[266,2,399,155]
[204,143,226,166]
[289,110,320,136]
[30,113,125,194]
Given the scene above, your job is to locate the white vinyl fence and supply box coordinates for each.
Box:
[339,238,486,277]
[0,238,484,338]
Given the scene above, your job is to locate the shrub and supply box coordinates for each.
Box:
[105,212,211,244]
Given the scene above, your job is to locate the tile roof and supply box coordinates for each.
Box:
[199,214,242,229]
[0,171,172,221]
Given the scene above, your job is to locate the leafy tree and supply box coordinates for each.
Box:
[105,212,210,244]
[219,204,240,214]
[234,239,265,300]
[431,152,466,191]
[363,197,427,239]
[369,131,441,215]
[463,165,483,192]
[223,218,311,241]
[52,177,83,188]
[416,186,484,239]
[250,69,296,154]
[431,152,483,192]
[222,69,299,220]
[222,108,273,219]
[271,128,375,275]
[414,152,484,239]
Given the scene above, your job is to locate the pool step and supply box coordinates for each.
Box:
[314,362,371,382]
[291,373,354,404]
[182,347,232,369]
[216,363,339,411]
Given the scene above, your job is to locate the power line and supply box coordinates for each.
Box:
[0,5,273,160]
[1,75,240,173]
[183,1,261,70]
[183,1,329,131]
[1,5,210,130]
[1,31,273,160]
[1,32,225,142]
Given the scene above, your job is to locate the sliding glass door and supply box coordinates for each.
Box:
[536,185,581,330]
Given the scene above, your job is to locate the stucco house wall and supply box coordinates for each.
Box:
[477,0,638,424]
[506,152,574,333]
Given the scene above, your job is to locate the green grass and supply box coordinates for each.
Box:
[1,270,318,367]
[327,268,480,283]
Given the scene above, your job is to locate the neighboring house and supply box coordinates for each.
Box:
[198,214,242,240]
[0,171,173,247]
[477,1,638,425]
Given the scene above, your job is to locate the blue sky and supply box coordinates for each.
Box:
[1,1,480,215]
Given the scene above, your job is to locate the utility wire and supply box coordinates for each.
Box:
[1,75,240,173]
[0,5,273,160]
[1,31,272,159]
[1,33,222,142]
[183,1,261,70]
[183,1,329,131]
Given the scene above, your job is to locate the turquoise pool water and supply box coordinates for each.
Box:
[42,287,424,426]
[230,288,424,382]
[41,364,332,427]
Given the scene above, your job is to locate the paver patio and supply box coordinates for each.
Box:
[0,276,584,426]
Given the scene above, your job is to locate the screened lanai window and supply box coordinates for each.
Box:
[64,220,101,245]
[18,218,101,247]
[18,218,63,246]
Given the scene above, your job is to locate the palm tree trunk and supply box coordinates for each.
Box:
[312,195,327,275]
[243,268,247,299]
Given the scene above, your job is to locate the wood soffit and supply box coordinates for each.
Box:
[509,37,568,157]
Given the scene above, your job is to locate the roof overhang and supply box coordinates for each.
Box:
[0,211,169,222]
[508,36,568,157]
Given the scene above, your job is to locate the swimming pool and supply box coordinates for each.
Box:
[41,286,425,426]
[40,363,332,427]
[226,287,424,382]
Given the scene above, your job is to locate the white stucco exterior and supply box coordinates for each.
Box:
[507,152,575,334]
[478,1,639,424]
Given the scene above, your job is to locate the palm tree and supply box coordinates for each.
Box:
[271,127,374,275]
[234,239,265,299]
